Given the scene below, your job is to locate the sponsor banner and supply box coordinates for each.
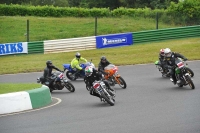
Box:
[0,42,28,56]
[96,33,133,49]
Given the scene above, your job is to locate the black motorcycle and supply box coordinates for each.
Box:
[37,71,75,92]
[170,58,195,89]
[92,80,116,106]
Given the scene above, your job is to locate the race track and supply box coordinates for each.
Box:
[0,61,200,133]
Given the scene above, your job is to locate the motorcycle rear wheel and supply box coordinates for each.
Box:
[64,82,75,92]
[117,76,127,89]
[185,75,195,89]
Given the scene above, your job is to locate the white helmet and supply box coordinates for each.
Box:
[164,48,172,57]
[85,66,93,77]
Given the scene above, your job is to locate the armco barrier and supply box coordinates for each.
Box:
[44,36,96,54]
[28,41,44,54]
[133,25,200,44]
[0,85,52,114]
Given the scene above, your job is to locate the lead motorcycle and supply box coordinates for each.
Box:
[37,71,75,92]
[63,61,95,81]
[92,80,116,106]
[155,58,194,78]
[170,58,195,89]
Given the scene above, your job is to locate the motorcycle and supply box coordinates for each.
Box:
[155,58,194,78]
[37,71,75,92]
[104,64,127,89]
[92,80,116,106]
[170,58,195,89]
[155,60,170,77]
[63,61,95,81]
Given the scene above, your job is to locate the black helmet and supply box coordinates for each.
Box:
[46,60,52,68]
[75,52,81,59]
[101,56,107,63]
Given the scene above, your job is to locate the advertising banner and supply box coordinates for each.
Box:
[0,42,28,56]
[96,33,133,49]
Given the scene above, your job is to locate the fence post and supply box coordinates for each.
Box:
[27,19,29,42]
[156,12,158,30]
[95,17,97,36]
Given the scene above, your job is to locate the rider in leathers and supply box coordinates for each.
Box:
[164,48,188,84]
[41,60,62,89]
[98,56,111,75]
[84,66,114,101]
[158,49,167,74]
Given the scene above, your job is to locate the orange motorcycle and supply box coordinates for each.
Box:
[104,64,127,89]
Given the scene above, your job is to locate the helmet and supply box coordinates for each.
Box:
[85,66,93,77]
[75,52,81,59]
[46,60,53,68]
[100,56,107,64]
[164,48,172,57]
[159,49,165,56]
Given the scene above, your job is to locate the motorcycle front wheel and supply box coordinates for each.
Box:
[186,67,194,77]
[66,71,77,81]
[116,76,127,89]
[64,82,75,92]
[185,75,195,89]
[100,91,115,106]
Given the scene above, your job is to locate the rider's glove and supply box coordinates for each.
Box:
[183,58,188,61]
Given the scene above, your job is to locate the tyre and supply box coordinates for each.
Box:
[186,67,194,77]
[178,84,183,87]
[100,91,115,106]
[185,75,195,89]
[64,82,75,92]
[66,71,77,81]
[116,76,127,89]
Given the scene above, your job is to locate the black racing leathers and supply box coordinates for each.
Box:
[165,52,187,83]
[84,68,111,98]
[40,65,62,88]
[159,54,168,73]
[98,61,111,75]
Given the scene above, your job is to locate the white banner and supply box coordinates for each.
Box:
[0,42,28,56]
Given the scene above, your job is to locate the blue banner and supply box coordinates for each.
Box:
[0,42,28,56]
[96,33,133,49]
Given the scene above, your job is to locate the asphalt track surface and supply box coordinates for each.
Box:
[0,61,200,133]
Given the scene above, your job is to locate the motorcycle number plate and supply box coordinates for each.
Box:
[59,73,64,79]
[177,62,184,68]
[93,83,100,89]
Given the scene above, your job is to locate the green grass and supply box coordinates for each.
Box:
[0,83,42,94]
[0,16,180,43]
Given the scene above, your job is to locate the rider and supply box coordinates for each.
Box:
[71,52,87,76]
[158,48,168,75]
[98,56,111,75]
[84,66,114,101]
[164,48,188,85]
[40,60,63,88]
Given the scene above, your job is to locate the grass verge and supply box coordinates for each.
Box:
[0,83,42,94]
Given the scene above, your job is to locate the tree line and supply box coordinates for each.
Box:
[0,0,180,10]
